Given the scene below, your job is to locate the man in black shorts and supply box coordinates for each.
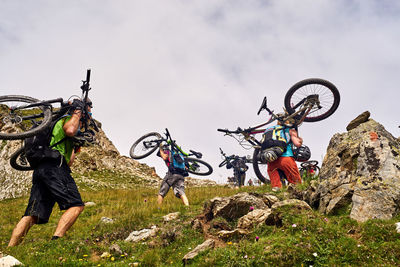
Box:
[8,99,90,246]
[157,144,189,206]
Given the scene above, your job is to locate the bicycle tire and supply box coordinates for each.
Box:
[300,165,320,180]
[186,158,213,176]
[284,78,340,122]
[252,148,270,184]
[10,146,33,171]
[129,132,162,159]
[0,95,52,140]
[300,160,318,168]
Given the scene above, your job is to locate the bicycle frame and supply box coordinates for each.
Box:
[218,94,319,149]
[7,69,97,132]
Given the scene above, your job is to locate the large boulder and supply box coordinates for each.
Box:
[311,114,400,222]
[203,192,268,221]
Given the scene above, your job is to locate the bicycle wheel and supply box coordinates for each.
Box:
[10,146,33,171]
[284,78,340,122]
[252,148,270,184]
[0,95,52,140]
[186,158,213,176]
[129,132,162,159]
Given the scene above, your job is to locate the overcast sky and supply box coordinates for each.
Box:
[1,0,399,183]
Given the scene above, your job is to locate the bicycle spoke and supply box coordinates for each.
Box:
[0,98,46,137]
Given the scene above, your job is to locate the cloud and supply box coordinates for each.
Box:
[0,0,399,183]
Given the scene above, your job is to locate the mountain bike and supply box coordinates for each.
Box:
[299,160,320,181]
[129,128,213,176]
[218,148,251,168]
[1,69,98,170]
[217,78,340,183]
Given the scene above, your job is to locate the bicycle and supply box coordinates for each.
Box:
[217,78,340,184]
[0,69,98,171]
[299,160,320,181]
[129,128,213,176]
[218,148,251,168]
[219,148,250,187]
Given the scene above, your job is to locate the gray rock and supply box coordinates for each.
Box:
[312,118,400,222]
[109,243,123,255]
[204,192,267,221]
[0,255,23,266]
[125,226,158,242]
[396,222,400,233]
[84,202,96,207]
[217,229,250,240]
[100,217,114,224]
[182,239,215,264]
[261,194,280,207]
[346,111,370,131]
[271,199,312,211]
[237,209,272,230]
[163,212,180,222]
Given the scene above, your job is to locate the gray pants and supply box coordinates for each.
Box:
[159,172,185,198]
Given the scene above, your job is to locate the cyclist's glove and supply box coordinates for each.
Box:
[71,99,85,111]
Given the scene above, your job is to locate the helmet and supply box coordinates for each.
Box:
[162,144,170,151]
[293,145,311,162]
[260,147,284,163]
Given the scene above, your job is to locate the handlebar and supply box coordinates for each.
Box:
[42,98,64,105]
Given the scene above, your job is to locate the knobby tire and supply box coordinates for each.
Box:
[129,132,162,159]
[186,158,213,176]
[252,148,270,184]
[0,95,52,140]
[10,146,33,171]
[284,78,340,122]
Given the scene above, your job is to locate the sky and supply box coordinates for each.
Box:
[1,0,399,184]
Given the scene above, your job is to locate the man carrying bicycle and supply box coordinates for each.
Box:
[157,143,189,207]
[226,156,249,188]
[262,114,303,191]
[8,99,91,246]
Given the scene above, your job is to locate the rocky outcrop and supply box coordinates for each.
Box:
[0,139,32,200]
[310,114,400,222]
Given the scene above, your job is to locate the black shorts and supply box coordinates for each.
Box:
[23,160,84,224]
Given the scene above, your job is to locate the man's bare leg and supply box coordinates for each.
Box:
[8,216,37,247]
[53,206,84,238]
[157,195,164,206]
[180,194,189,206]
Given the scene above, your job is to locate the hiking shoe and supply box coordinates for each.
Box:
[271,187,280,192]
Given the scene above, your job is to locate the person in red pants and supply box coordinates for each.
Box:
[266,122,303,191]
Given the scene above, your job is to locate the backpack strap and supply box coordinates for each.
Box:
[49,116,72,152]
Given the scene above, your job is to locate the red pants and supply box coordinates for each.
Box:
[267,157,302,188]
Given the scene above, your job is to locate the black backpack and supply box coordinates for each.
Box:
[24,118,67,168]
[261,125,289,151]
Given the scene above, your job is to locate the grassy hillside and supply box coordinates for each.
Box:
[1,184,400,266]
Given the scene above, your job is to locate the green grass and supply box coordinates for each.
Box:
[1,184,400,266]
